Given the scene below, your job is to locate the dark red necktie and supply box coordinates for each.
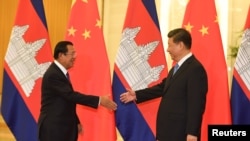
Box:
[66,72,71,82]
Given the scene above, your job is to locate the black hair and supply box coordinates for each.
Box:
[167,28,192,49]
[53,41,73,59]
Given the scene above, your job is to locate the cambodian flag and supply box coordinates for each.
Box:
[1,0,53,140]
[112,0,168,140]
[231,6,250,124]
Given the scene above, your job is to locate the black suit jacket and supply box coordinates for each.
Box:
[136,55,208,141]
[38,62,99,141]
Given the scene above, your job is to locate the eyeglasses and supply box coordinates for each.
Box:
[64,52,77,57]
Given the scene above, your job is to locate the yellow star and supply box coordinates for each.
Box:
[96,19,102,28]
[214,15,219,23]
[184,22,193,33]
[68,26,77,36]
[71,0,76,7]
[82,0,88,3]
[199,25,209,36]
[82,29,91,40]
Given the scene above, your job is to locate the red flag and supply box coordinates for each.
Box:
[65,0,116,140]
[182,0,231,140]
[1,0,53,140]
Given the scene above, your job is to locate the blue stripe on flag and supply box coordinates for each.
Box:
[113,72,155,141]
[231,77,250,124]
[31,0,48,28]
[1,70,38,141]
[142,0,160,30]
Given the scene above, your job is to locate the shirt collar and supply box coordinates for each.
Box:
[176,52,192,67]
[54,60,68,76]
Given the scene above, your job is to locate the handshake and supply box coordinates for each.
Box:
[100,89,136,111]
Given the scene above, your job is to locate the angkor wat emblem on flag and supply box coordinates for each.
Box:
[116,27,164,90]
[5,25,51,97]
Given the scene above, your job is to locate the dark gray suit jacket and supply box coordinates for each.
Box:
[38,62,99,141]
[136,55,208,141]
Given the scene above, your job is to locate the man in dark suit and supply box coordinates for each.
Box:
[120,28,208,141]
[38,41,117,141]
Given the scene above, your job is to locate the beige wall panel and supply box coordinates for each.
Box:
[43,0,71,50]
[103,0,128,77]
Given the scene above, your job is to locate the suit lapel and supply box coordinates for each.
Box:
[172,55,195,78]
[163,55,195,92]
[52,63,73,87]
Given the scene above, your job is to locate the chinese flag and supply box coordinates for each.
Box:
[112,0,168,140]
[65,0,116,141]
[182,0,231,140]
[1,0,53,140]
[231,6,250,124]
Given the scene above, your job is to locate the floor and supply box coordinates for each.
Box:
[0,115,15,141]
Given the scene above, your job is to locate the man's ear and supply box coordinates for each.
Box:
[58,52,64,58]
[179,42,185,49]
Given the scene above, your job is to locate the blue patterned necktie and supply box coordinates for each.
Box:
[173,64,179,75]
